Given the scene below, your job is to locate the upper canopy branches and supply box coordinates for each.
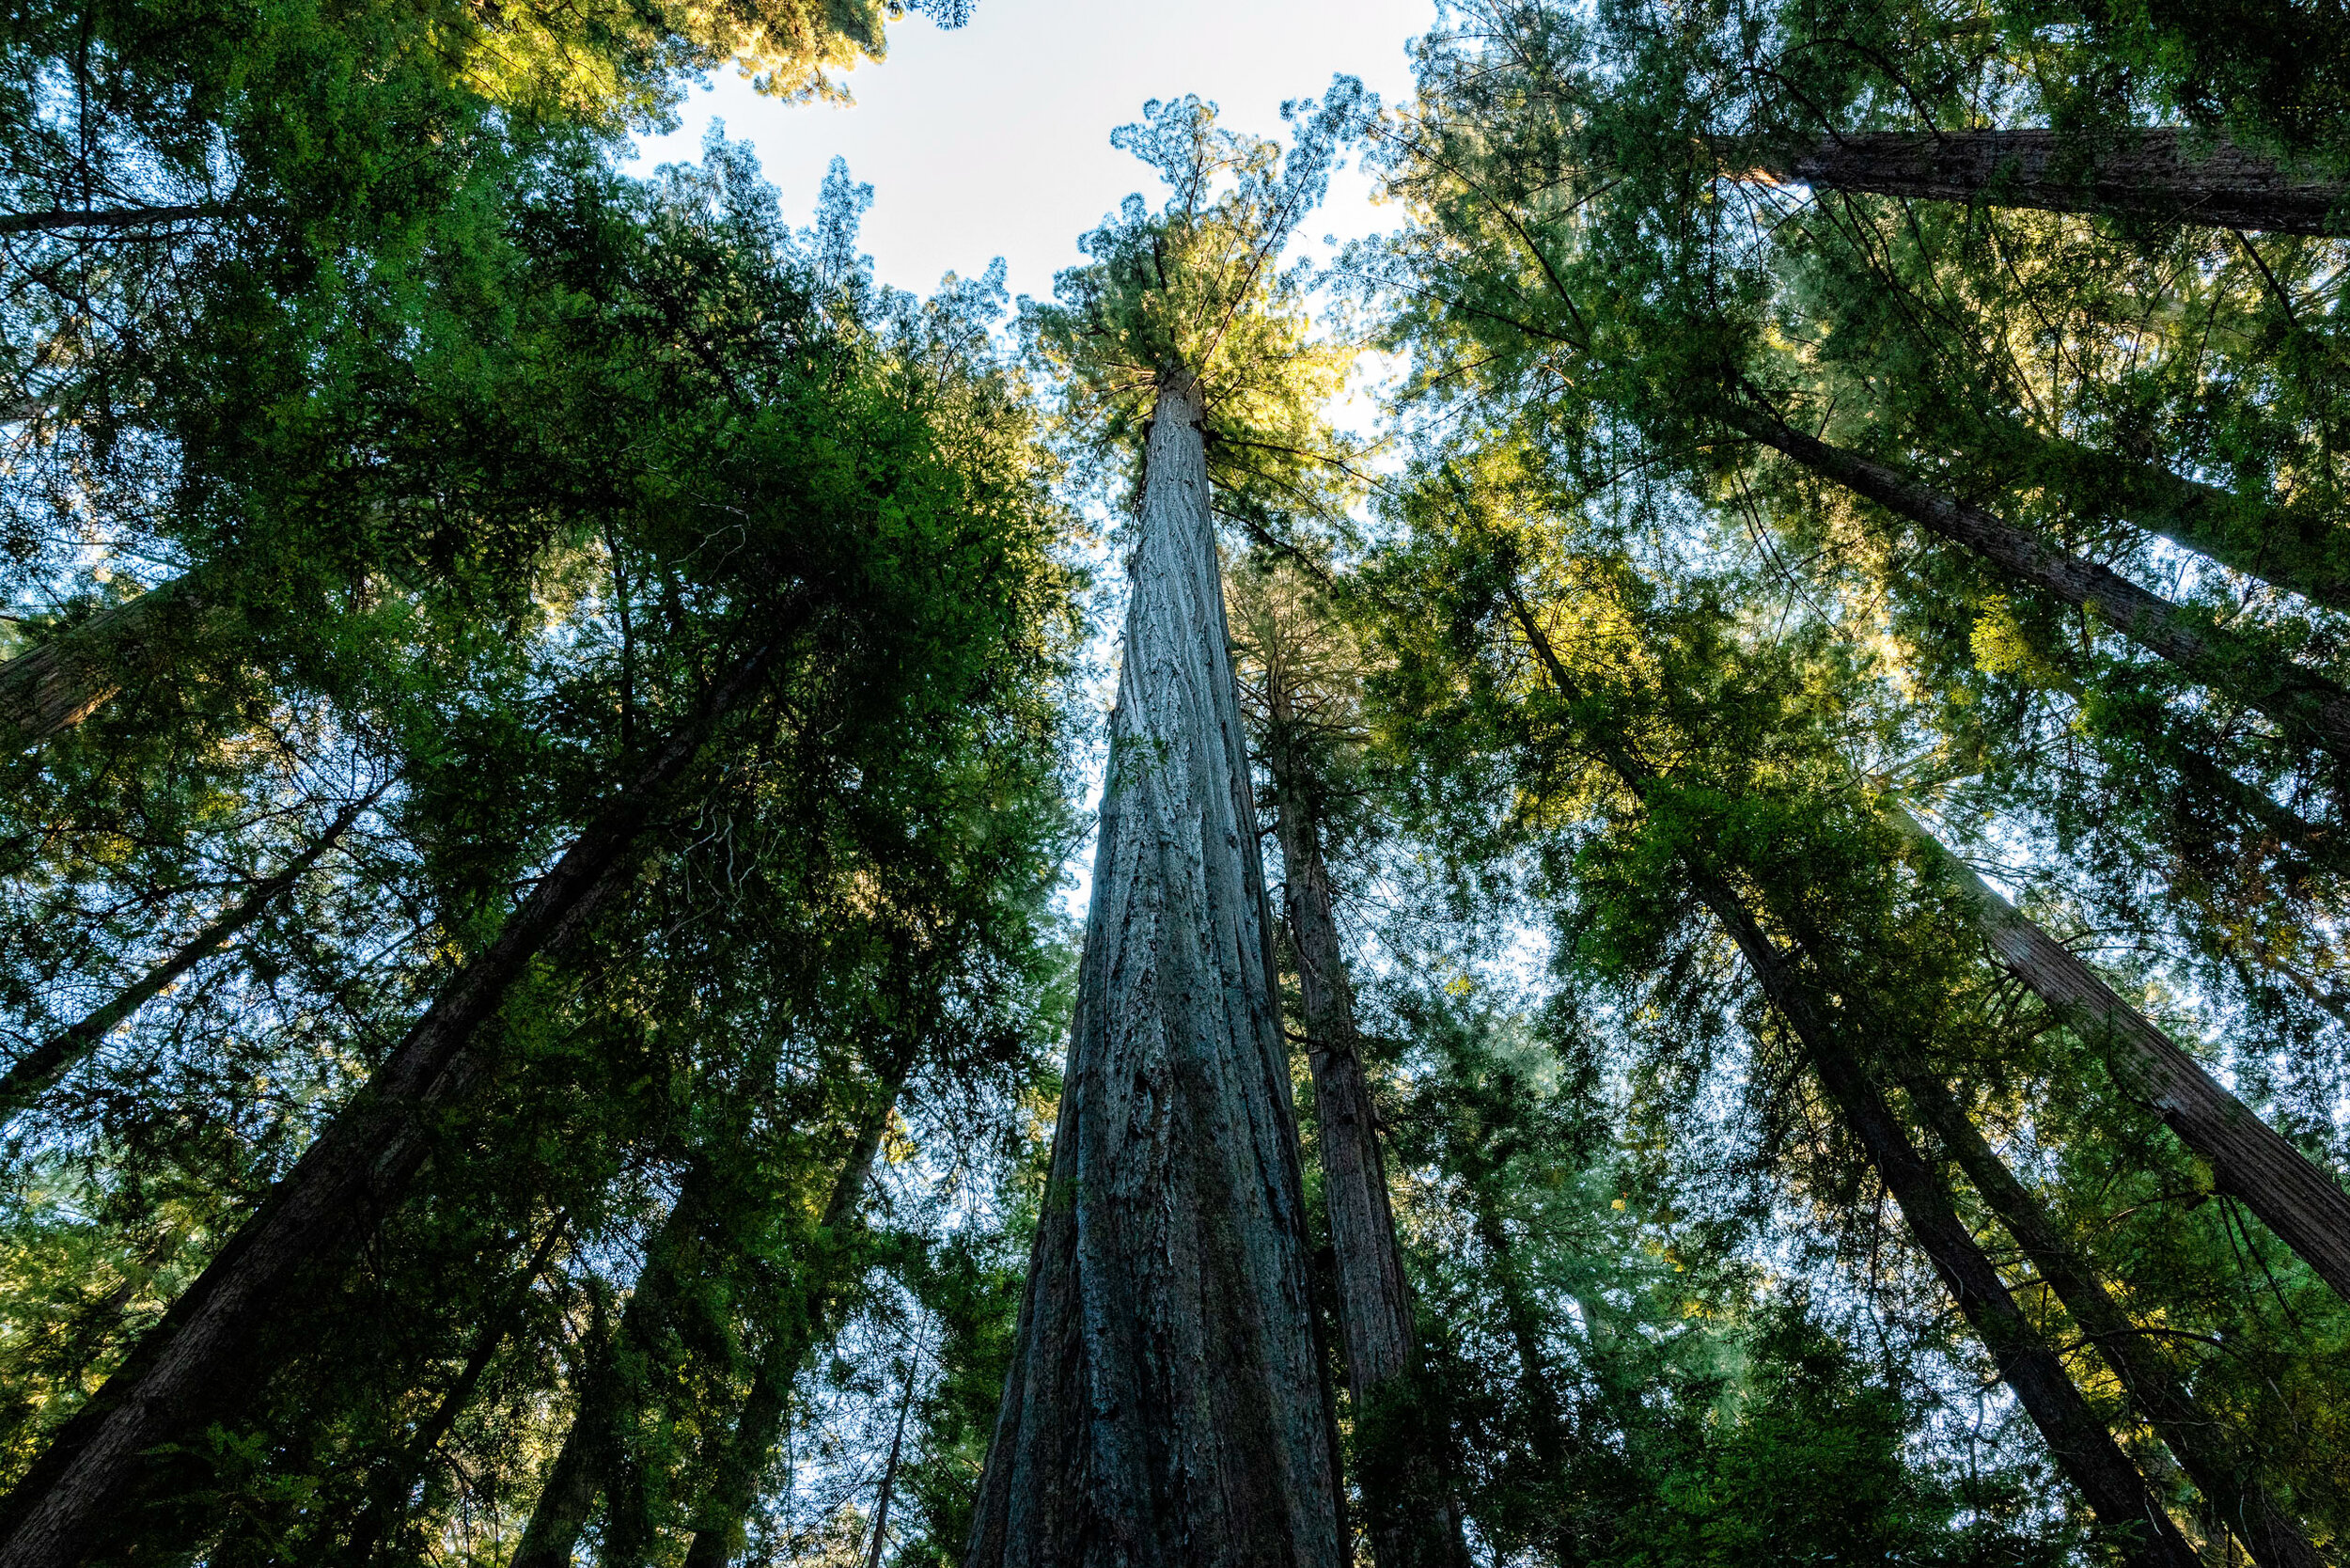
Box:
[1023,86,1378,540]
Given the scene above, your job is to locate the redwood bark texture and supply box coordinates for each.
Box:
[0,638,777,1568]
[1504,597,2195,1568]
[0,582,194,750]
[963,374,1342,1568]
[1744,129,2348,235]
[1905,1076,2325,1568]
[1728,408,2350,766]
[1265,708,1471,1568]
[1897,811,2350,1302]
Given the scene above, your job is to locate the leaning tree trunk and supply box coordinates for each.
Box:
[343,1217,572,1565]
[511,1182,711,1568]
[1726,129,2349,235]
[1264,705,1472,1568]
[963,371,1343,1568]
[1700,886,2199,1568]
[1892,808,2350,1302]
[0,788,379,1118]
[1724,405,2350,769]
[2012,431,2350,616]
[681,1056,911,1568]
[1904,1075,2326,1568]
[1504,593,2198,1568]
[0,635,781,1568]
[0,577,202,751]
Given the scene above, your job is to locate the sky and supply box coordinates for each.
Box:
[629,0,1439,303]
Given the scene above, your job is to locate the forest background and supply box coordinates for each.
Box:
[0,0,2345,1565]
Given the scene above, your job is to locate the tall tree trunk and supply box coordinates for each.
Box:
[2013,431,2350,616]
[1701,888,2199,1568]
[1891,807,2350,1302]
[863,1353,920,1568]
[681,1059,910,1568]
[1904,1076,2326,1568]
[0,635,781,1568]
[342,1217,571,1566]
[1728,129,2348,235]
[0,579,199,751]
[512,1185,710,1568]
[1504,592,2198,1568]
[1724,404,2350,769]
[963,372,1342,1568]
[0,789,379,1118]
[1263,696,1472,1568]
[1466,1188,1565,1469]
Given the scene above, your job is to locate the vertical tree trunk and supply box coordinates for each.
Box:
[1904,1075,2326,1568]
[1892,808,2350,1302]
[1729,129,2348,235]
[0,635,781,1568]
[1264,692,1472,1568]
[342,1217,571,1565]
[1504,593,2198,1568]
[1723,406,2350,769]
[1465,1190,1565,1469]
[963,372,1342,1568]
[1,788,380,1118]
[682,1060,910,1568]
[0,579,198,751]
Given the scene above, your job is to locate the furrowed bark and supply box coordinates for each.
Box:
[964,372,1342,1568]
[1729,130,2348,235]
[681,1061,910,1568]
[0,790,378,1118]
[0,635,780,1568]
[1264,699,1472,1568]
[1905,1076,2326,1568]
[1504,593,2197,1568]
[1725,406,2350,768]
[342,1217,571,1566]
[1890,808,2350,1302]
[0,580,201,751]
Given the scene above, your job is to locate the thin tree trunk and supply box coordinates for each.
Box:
[1701,888,2199,1568]
[512,1186,710,1568]
[1730,129,2348,235]
[0,789,379,1117]
[1891,807,2350,1302]
[342,1217,571,1565]
[1466,1189,1565,1469]
[0,580,200,751]
[1725,405,2350,768]
[0,635,781,1568]
[1904,1076,2326,1568]
[963,372,1342,1568]
[863,1354,919,1568]
[681,1059,910,1568]
[0,205,223,237]
[1504,591,2198,1568]
[2019,433,2350,615]
[1264,694,1472,1568]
